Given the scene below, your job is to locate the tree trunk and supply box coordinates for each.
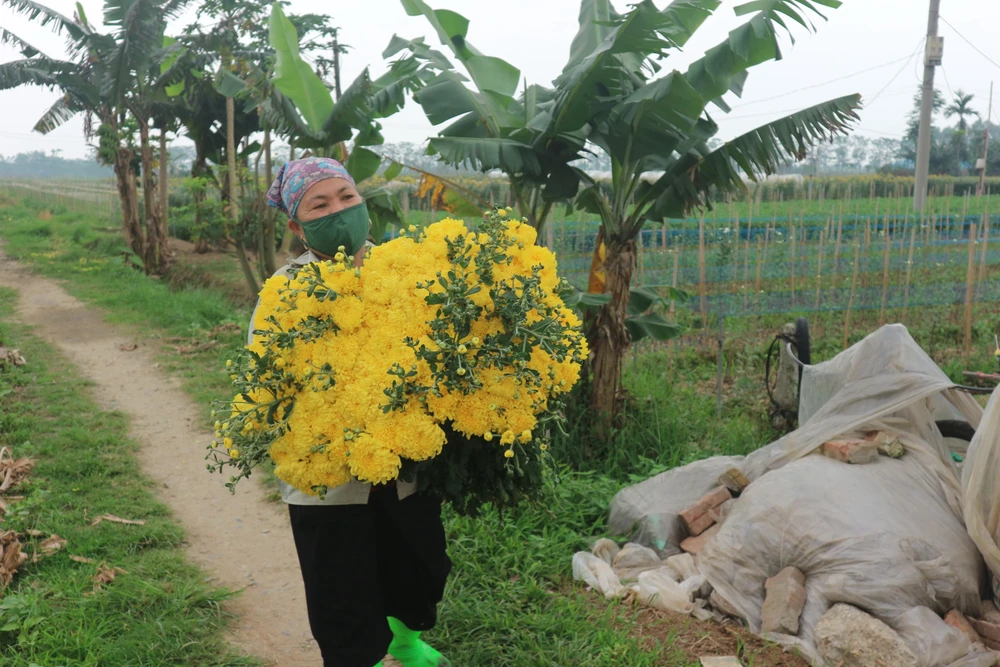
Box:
[589,237,636,430]
[159,129,169,239]
[226,96,239,224]
[114,148,144,259]
[191,150,210,254]
[228,95,259,295]
[262,123,277,275]
[139,120,166,274]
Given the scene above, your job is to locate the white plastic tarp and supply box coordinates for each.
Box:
[610,325,991,665]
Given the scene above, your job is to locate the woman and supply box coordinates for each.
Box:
[254,157,452,667]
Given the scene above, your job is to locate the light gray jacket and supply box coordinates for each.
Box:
[247,247,417,505]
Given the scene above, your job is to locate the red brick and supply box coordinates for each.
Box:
[945,609,982,646]
[968,617,1000,644]
[679,486,733,536]
[822,439,879,464]
[681,523,721,554]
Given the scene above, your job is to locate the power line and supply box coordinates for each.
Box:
[869,37,925,106]
[940,64,955,99]
[940,16,1000,71]
[728,55,919,111]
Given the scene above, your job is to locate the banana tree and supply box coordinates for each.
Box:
[387,0,590,237]
[546,0,860,422]
[0,0,190,273]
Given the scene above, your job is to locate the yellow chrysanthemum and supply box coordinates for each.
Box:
[224,216,585,497]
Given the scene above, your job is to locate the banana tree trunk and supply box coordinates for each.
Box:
[113,147,143,259]
[589,237,636,431]
[139,120,166,274]
[159,129,169,240]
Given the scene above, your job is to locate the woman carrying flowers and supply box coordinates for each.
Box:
[255,157,451,667]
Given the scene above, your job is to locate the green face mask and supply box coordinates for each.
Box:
[298,202,370,257]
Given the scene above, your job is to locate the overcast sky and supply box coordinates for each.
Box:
[2,0,999,160]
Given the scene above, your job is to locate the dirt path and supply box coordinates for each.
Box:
[0,246,321,666]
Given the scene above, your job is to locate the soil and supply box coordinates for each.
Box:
[0,244,322,666]
[627,607,809,666]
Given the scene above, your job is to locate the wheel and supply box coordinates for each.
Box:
[935,420,976,442]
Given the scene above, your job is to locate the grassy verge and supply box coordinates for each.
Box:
[0,287,257,666]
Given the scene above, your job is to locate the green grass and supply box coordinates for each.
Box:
[0,288,258,666]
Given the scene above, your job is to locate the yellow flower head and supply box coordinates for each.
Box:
[504,448,514,458]
[229,449,239,458]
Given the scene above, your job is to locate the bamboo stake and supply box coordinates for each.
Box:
[699,215,708,332]
[902,223,917,322]
[964,222,978,360]
[815,230,826,309]
[977,204,991,300]
[843,238,861,350]
[834,203,843,271]
[743,238,751,312]
[879,218,891,326]
[754,236,764,317]
[669,249,679,363]
[790,216,797,305]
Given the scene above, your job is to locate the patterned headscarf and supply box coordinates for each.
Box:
[266,157,356,219]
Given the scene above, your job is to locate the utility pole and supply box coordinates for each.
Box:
[914,0,943,212]
[978,82,993,196]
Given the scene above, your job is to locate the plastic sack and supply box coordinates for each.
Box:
[962,385,1000,590]
[698,451,984,661]
[591,538,620,565]
[607,455,744,555]
[636,568,694,614]
[572,551,624,599]
[744,325,981,485]
[892,606,972,667]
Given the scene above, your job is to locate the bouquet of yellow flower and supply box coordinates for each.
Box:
[207,209,587,514]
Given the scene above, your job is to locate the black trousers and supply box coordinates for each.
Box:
[288,487,452,667]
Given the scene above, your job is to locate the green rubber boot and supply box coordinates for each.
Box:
[387,617,451,667]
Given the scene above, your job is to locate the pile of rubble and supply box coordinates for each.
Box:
[573,326,1000,667]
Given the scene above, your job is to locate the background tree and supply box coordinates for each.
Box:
[946,90,979,132]
[0,0,190,273]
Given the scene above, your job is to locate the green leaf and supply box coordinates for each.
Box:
[627,285,664,316]
[563,289,611,312]
[0,28,43,57]
[428,136,542,176]
[645,94,860,220]
[321,68,374,144]
[413,71,483,125]
[625,312,682,342]
[269,2,334,133]
[214,71,245,98]
[464,55,520,97]
[383,160,403,181]
[165,81,184,97]
[565,0,621,71]
[345,147,382,184]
